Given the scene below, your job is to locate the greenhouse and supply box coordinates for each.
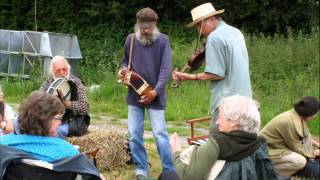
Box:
[0,29,82,79]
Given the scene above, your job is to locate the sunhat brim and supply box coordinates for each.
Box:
[187,9,225,28]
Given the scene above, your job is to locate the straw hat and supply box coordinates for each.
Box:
[187,3,224,28]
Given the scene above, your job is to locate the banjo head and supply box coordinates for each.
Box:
[46,78,71,100]
[127,71,152,96]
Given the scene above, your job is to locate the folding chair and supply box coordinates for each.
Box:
[186,116,211,145]
[1,145,101,180]
[4,161,76,180]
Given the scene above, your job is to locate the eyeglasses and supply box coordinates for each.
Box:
[53,115,64,120]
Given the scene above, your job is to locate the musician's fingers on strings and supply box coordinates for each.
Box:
[172,68,179,81]
[174,71,183,81]
[119,68,127,76]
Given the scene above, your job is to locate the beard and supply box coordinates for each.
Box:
[134,23,160,46]
[53,73,70,80]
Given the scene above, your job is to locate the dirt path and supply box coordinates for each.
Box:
[89,114,189,146]
[9,102,190,146]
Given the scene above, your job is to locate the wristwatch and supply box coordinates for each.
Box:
[0,120,7,131]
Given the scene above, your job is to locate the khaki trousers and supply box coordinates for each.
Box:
[272,152,307,176]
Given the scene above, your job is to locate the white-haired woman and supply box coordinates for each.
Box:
[0,85,14,135]
[170,95,277,180]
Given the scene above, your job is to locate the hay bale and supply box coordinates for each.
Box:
[67,130,130,171]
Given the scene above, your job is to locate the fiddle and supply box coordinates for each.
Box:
[172,42,206,88]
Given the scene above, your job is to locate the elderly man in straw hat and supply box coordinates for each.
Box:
[172,3,252,134]
[118,7,175,180]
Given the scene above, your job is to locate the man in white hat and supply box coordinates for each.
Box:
[172,2,252,134]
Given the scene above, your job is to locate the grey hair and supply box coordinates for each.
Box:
[204,15,222,25]
[49,55,71,77]
[221,95,261,133]
[134,23,160,46]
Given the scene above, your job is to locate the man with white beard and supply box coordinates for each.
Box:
[40,55,89,138]
[118,7,175,180]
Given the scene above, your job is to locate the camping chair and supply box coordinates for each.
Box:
[83,148,99,167]
[4,161,77,180]
[186,116,211,145]
[3,148,101,180]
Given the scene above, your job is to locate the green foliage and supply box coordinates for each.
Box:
[0,0,318,34]
[1,0,318,77]
[214,0,319,35]
[1,79,41,103]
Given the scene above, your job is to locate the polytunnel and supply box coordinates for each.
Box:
[0,29,82,79]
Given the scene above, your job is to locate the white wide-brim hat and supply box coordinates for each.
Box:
[187,3,225,28]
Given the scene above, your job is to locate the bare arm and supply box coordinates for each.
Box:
[172,70,223,81]
[312,139,320,148]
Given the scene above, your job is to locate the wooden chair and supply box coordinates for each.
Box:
[186,116,211,145]
[83,148,99,166]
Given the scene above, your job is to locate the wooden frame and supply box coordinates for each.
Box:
[186,116,211,145]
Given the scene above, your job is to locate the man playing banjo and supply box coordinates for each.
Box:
[41,55,90,138]
[118,7,175,180]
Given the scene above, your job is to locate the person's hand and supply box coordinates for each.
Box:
[118,68,129,84]
[63,100,72,109]
[138,90,157,104]
[172,68,180,81]
[172,70,194,81]
[170,132,182,153]
[312,139,320,148]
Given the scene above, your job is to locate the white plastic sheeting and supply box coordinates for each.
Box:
[0,30,82,78]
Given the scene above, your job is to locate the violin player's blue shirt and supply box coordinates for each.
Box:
[0,134,79,162]
[205,21,252,117]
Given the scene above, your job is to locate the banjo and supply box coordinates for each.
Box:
[120,70,153,97]
[119,33,153,97]
[46,77,72,101]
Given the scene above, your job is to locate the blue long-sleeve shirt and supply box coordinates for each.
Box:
[121,33,172,110]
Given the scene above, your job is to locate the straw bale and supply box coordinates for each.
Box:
[67,130,130,171]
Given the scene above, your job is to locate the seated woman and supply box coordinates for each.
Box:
[0,85,15,135]
[0,91,78,162]
[170,95,277,180]
[260,96,319,179]
[0,91,105,180]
